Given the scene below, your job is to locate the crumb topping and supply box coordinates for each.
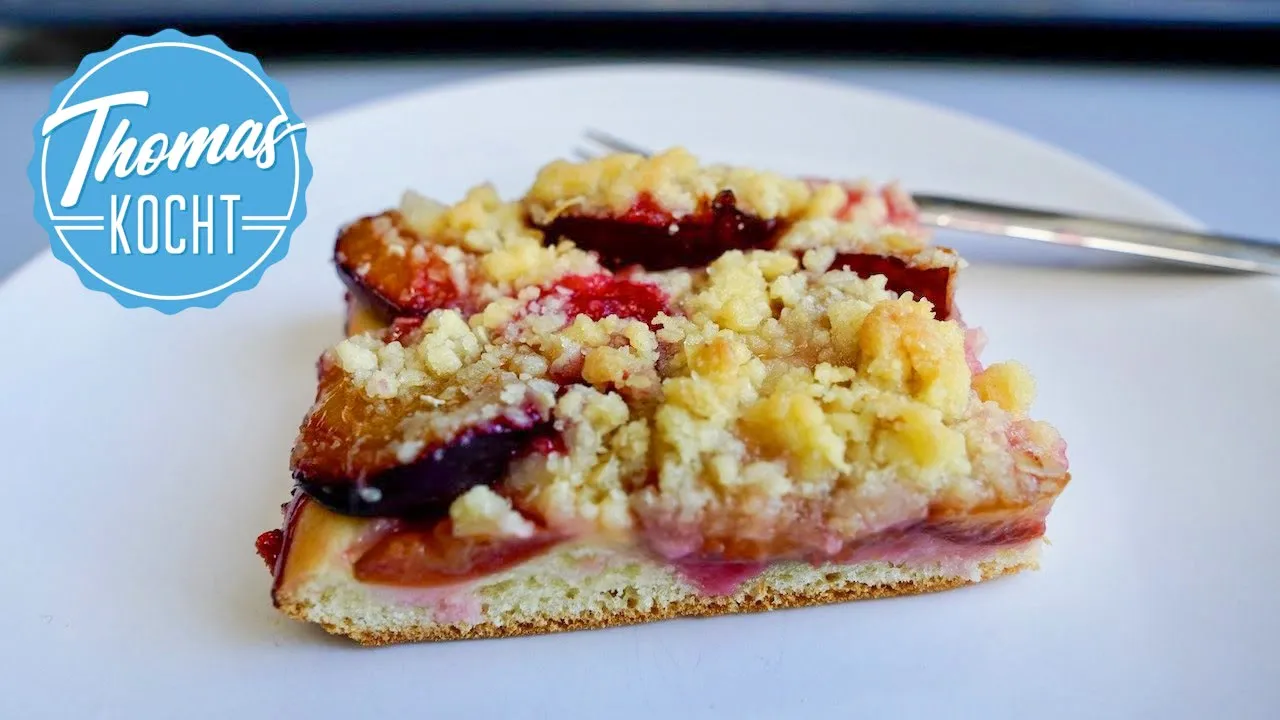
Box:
[775,217,960,272]
[450,486,537,539]
[973,361,1036,416]
[507,385,646,534]
[523,147,933,236]
[301,148,1069,556]
[525,147,814,223]
[399,184,525,254]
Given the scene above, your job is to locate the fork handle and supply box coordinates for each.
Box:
[911,194,1280,275]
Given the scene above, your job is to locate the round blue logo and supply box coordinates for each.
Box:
[28,29,312,313]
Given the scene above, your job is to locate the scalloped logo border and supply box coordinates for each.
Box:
[27,29,312,314]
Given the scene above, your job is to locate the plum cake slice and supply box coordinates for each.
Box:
[259,148,1070,645]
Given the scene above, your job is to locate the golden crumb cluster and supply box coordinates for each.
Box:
[524,147,926,236]
[306,148,1065,549]
[525,147,811,222]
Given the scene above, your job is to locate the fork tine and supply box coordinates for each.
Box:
[583,129,653,157]
[572,146,598,161]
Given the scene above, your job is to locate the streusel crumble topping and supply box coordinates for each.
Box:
[525,147,813,223]
[294,148,1068,561]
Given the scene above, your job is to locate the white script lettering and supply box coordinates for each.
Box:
[42,91,150,209]
[42,91,306,208]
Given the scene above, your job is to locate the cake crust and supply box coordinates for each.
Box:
[277,542,1038,646]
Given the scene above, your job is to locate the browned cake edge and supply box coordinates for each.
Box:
[276,551,1035,647]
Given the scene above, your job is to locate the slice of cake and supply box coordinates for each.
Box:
[257,148,1070,645]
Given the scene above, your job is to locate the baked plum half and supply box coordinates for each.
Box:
[290,329,557,519]
[335,211,470,323]
[295,413,554,519]
[352,519,562,587]
[530,273,670,326]
[539,190,780,271]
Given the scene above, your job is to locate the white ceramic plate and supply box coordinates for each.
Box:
[2,65,1276,719]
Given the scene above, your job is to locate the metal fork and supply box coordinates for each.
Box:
[576,129,1280,276]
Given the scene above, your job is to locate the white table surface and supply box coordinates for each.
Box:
[2,57,1278,283]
